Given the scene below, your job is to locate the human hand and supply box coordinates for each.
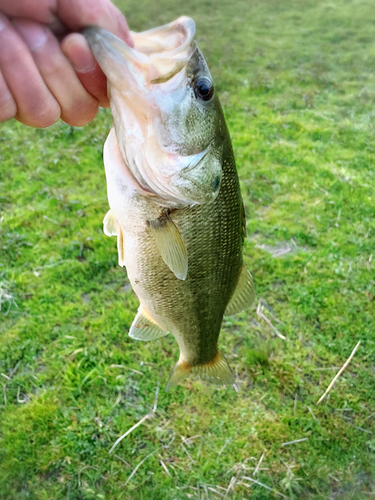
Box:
[0,0,133,127]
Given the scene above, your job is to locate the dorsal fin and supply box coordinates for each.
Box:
[148,213,188,280]
[225,264,255,316]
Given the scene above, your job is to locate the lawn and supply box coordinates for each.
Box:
[0,0,374,498]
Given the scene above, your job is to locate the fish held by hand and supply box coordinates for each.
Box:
[84,17,255,390]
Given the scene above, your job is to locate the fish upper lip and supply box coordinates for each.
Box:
[84,18,196,86]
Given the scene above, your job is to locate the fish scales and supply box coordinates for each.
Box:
[129,135,243,366]
[85,16,255,389]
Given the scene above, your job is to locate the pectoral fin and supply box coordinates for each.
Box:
[225,264,255,316]
[148,213,188,280]
[165,352,234,391]
[103,210,117,236]
[129,306,170,341]
[103,210,126,267]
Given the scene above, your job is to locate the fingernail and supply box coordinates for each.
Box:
[63,35,96,73]
[14,22,48,50]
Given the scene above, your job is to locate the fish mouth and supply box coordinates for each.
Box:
[83,17,196,88]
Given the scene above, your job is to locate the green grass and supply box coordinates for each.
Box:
[1,0,375,498]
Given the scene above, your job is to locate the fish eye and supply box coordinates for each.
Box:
[194,77,214,102]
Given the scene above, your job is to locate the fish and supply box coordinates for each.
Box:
[84,17,255,390]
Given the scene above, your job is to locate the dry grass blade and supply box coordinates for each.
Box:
[317,341,361,405]
[181,442,196,464]
[259,298,285,324]
[282,438,309,446]
[77,465,98,487]
[109,364,143,375]
[241,476,289,499]
[223,476,236,499]
[158,455,171,476]
[109,384,159,454]
[114,455,132,468]
[124,448,159,486]
[207,487,225,497]
[9,361,21,378]
[183,434,201,445]
[2,360,21,406]
[17,386,27,403]
[217,438,231,457]
[307,406,318,421]
[256,300,286,340]
[364,411,375,422]
[108,414,151,454]
[341,415,373,434]
[153,382,159,413]
[253,450,266,476]
[2,384,6,405]
[0,280,18,315]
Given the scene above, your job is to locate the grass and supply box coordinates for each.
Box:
[0,0,375,498]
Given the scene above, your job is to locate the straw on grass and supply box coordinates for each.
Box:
[282,438,308,447]
[124,449,159,486]
[109,384,159,454]
[108,414,152,455]
[256,300,286,340]
[241,476,289,499]
[253,450,266,476]
[317,341,360,405]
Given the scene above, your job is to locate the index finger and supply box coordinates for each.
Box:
[56,0,133,47]
[0,0,56,24]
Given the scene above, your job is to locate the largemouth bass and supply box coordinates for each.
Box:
[84,17,255,390]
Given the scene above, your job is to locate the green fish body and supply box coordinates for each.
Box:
[85,17,255,389]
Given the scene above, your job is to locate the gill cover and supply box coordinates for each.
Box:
[84,17,223,206]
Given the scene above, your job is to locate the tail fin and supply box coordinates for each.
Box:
[165,352,234,391]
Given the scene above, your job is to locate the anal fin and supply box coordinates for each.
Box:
[103,210,126,267]
[129,306,169,341]
[165,352,234,391]
[148,213,188,281]
[225,264,255,316]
